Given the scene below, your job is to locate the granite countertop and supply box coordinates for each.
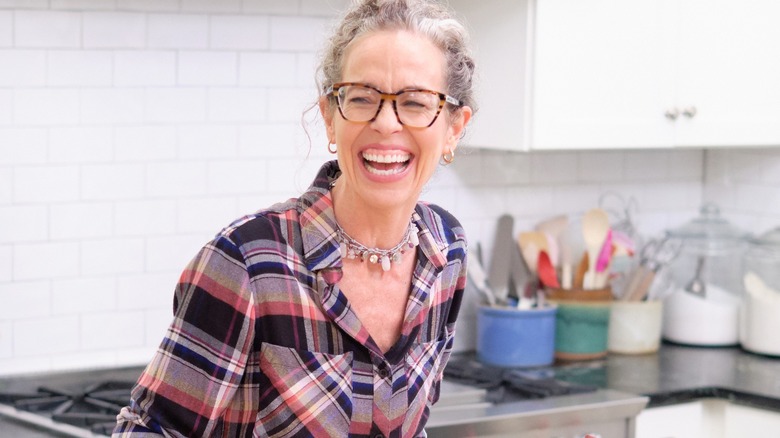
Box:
[551,342,780,411]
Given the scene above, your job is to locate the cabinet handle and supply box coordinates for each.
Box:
[664,108,679,120]
[682,106,697,118]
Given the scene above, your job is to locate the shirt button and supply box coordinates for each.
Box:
[378,368,389,378]
[373,434,385,438]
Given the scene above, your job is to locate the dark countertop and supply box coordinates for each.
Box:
[550,341,780,411]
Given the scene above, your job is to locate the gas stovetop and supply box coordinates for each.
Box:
[0,367,144,438]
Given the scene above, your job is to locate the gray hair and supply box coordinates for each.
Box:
[317,0,477,115]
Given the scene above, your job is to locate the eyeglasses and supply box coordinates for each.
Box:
[325,82,462,128]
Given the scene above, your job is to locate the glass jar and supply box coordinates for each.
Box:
[741,227,780,355]
[662,203,748,346]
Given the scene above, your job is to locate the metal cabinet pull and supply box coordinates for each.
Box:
[682,106,697,118]
[664,107,680,120]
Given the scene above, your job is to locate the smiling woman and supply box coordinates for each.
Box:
[112,1,477,437]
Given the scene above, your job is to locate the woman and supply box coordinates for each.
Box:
[114,0,475,436]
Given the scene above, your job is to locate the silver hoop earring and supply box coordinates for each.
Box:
[442,150,455,164]
[328,142,337,154]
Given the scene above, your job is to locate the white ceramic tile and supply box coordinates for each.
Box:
[0,356,53,376]
[115,0,178,12]
[0,281,50,319]
[242,0,299,14]
[238,123,298,158]
[47,50,113,86]
[207,88,266,122]
[177,196,239,233]
[144,307,173,346]
[14,242,80,280]
[51,277,116,314]
[177,51,237,86]
[82,311,143,349]
[114,125,177,161]
[81,163,145,200]
[0,169,10,204]
[181,0,241,13]
[0,321,11,359]
[0,90,10,124]
[14,89,80,125]
[263,158,316,194]
[145,234,205,272]
[295,52,316,87]
[148,14,208,49]
[0,50,46,86]
[115,199,176,236]
[667,150,704,181]
[117,272,176,310]
[0,12,11,47]
[0,205,48,243]
[51,0,116,10]
[14,165,80,203]
[529,152,578,184]
[210,15,270,50]
[265,88,316,122]
[177,125,238,159]
[0,246,11,282]
[14,11,81,48]
[48,126,113,163]
[114,50,176,86]
[53,351,120,372]
[146,162,207,197]
[145,88,207,123]
[239,52,296,87]
[81,238,145,275]
[80,88,145,124]
[50,202,113,239]
[0,128,47,164]
[207,159,268,194]
[269,16,331,51]
[578,151,625,183]
[300,0,350,16]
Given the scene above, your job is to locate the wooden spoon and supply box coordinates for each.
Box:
[518,231,549,272]
[582,208,610,289]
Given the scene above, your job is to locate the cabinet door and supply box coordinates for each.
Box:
[531,0,677,150]
[674,0,780,147]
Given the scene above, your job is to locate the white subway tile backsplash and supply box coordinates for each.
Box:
[14,165,80,203]
[530,152,579,184]
[207,159,268,194]
[181,0,241,13]
[51,0,117,10]
[144,234,204,272]
[0,321,11,359]
[115,126,177,161]
[115,199,176,236]
[115,0,178,12]
[578,151,624,182]
[0,128,47,164]
[14,89,80,125]
[82,311,143,349]
[0,0,47,8]
[81,237,145,275]
[148,14,208,49]
[47,50,113,86]
[241,0,299,15]
[145,88,207,123]
[117,272,175,310]
[114,50,176,86]
[238,123,298,158]
[0,205,48,243]
[83,11,146,48]
[0,246,11,282]
[177,124,238,159]
[0,12,11,47]
[81,163,146,200]
[14,11,81,48]
[239,52,296,87]
[210,15,270,50]
[0,90,11,124]
[49,126,114,163]
[81,88,145,124]
[177,196,239,233]
[263,158,316,194]
[265,88,316,122]
[300,0,350,16]
[0,50,46,86]
[51,277,116,315]
[178,51,238,86]
[144,307,172,346]
[146,162,207,197]
[50,202,113,239]
[0,281,50,319]
[207,88,266,122]
[0,169,10,204]
[270,16,330,51]
[14,316,79,356]
[14,241,80,280]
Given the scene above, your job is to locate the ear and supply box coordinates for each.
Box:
[319,96,336,143]
[446,105,472,152]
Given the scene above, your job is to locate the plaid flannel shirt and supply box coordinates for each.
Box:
[114,160,468,438]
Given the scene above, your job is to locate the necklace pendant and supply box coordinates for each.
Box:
[368,253,379,264]
[392,252,402,264]
[380,255,391,272]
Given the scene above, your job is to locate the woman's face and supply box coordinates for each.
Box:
[321,29,471,212]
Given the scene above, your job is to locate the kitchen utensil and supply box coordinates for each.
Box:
[573,252,589,289]
[518,231,548,273]
[537,250,559,289]
[535,214,568,266]
[488,214,515,305]
[684,256,706,298]
[509,242,535,309]
[467,245,496,306]
[582,208,610,289]
[622,237,682,302]
[593,229,613,288]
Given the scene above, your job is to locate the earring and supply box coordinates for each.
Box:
[328,142,337,154]
[442,150,455,164]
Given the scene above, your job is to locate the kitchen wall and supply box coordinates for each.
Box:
[1,0,778,376]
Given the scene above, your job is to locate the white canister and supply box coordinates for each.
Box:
[741,228,780,355]
[608,300,663,354]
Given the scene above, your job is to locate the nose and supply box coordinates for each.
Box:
[370,99,403,132]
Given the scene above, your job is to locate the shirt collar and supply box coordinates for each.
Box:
[299,160,449,280]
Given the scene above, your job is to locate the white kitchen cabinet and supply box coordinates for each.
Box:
[636,399,780,438]
[451,0,780,151]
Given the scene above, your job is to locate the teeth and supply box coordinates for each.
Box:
[362,152,410,163]
[366,165,406,176]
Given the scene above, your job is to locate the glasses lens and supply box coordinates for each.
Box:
[396,90,440,127]
[337,85,380,122]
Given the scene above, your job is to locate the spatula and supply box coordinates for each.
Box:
[582,208,610,289]
[537,250,560,289]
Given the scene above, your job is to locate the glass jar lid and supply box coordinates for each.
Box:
[666,203,747,253]
[747,226,780,260]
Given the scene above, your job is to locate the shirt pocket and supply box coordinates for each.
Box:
[256,343,353,438]
[406,322,456,406]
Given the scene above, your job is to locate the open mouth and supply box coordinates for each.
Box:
[362,151,411,176]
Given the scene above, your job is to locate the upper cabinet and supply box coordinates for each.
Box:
[452,0,780,151]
